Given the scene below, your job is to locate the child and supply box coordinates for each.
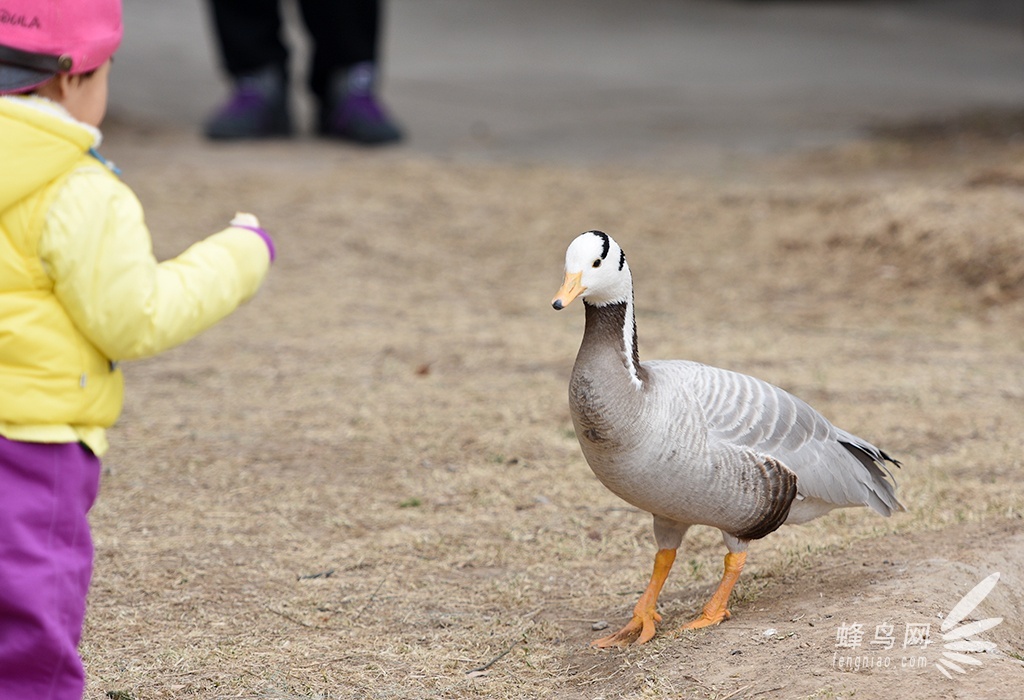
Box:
[0,1,276,697]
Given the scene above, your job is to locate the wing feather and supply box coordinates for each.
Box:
[644,360,902,516]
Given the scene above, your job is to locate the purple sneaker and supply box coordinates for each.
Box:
[205,66,293,141]
[319,62,403,145]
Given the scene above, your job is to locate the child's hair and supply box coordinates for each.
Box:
[64,68,99,86]
[19,68,99,96]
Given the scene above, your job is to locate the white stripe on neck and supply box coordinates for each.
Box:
[623,296,643,390]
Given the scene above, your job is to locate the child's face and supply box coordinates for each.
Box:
[37,59,112,128]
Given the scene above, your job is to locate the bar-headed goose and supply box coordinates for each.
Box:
[552,230,903,647]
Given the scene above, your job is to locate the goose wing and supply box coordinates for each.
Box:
[646,360,902,516]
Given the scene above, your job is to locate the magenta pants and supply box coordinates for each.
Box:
[0,437,101,700]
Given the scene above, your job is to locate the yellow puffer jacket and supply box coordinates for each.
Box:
[0,96,271,456]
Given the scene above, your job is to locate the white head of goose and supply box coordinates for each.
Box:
[552,230,904,648]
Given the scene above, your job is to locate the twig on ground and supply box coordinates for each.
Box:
[682,674,712,692]
[352,566,392,623]
[297,569,335,580]
[719,685,752,700]
[264,605,313,628]
[520,606,545,620]
[580,668,626,686]
[466,635,525,676]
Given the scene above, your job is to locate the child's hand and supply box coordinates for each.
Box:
[229,213,275,263]
[231,212,261,228]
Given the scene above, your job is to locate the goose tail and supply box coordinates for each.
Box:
[838,433,905,516]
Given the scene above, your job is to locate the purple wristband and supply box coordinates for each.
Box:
[232,224,276,263]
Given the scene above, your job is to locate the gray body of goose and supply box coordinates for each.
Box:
[552,230,904,647]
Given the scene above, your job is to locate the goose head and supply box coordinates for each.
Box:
[552,230,632,310]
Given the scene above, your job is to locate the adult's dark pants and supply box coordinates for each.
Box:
[207,0,381,99]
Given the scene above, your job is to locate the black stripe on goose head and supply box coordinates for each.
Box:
[589,230,610,260]
[619,248,626,271]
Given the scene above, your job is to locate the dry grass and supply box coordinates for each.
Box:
[82,125,1024,699]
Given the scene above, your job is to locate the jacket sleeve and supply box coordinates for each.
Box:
[38,166,272,361]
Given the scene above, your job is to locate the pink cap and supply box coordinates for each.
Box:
[0,0,122,94]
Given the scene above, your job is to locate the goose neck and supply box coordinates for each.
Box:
[581,299,645,389]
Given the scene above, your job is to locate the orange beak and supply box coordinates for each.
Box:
[551,271,585,310]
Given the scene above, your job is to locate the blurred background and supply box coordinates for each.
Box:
[111,0,1024,172]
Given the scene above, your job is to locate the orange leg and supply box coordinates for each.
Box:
[593,548,676,648]
[681,551,747,630]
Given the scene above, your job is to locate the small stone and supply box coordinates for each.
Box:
[730,649,743,655]
[762,628,778,637]
[592,620,609,631]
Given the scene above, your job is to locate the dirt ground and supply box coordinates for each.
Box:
[83,113,1024,699]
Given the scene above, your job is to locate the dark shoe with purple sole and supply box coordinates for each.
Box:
[318,62,403,145]
[205,66,293,141]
